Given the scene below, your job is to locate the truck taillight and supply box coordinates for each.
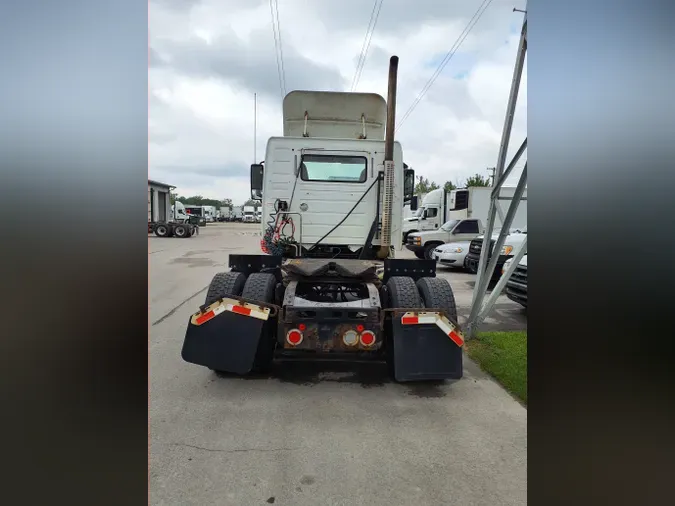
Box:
[360,331,376,347]
[286,329,303,346]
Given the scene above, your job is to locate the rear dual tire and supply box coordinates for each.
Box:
[205,272,277,376]
[154,223,170,237]
[174,224,188,238]
[383,275,458,381]
[241,273,277,374]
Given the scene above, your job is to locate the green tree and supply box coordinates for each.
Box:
[464,173,491,187]
[174,195,224,207]
[221,198,233,209]
[414,176,440,195]
[443,181,457,192]
[243,199,258,207]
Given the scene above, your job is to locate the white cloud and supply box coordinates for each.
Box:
[149,0,527,204]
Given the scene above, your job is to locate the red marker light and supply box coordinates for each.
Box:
[287,329,303,346]
[356,324,364,332]
[360,331,376,347]
[298,323,306,331]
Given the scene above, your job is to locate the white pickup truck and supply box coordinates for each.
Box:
[405,218,484,259]
[464,228,527,280]
[502,254,527,307]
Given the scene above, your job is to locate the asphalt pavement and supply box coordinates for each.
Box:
[149,223,527,506]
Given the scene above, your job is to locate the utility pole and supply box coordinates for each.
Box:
[487,167,496,186]
[253,93,257,163]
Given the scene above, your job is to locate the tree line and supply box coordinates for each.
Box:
[170,194,257,209]
[414,172,491,195]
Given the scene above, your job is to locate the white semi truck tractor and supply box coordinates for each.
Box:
[182,56,465,382]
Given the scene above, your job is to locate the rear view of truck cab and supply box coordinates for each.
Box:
[181,56,466,383]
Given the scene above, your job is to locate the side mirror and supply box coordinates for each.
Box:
[404,168,415,202]
[251,163,264,191]
[410,195,418,211]
[250,163,264,201]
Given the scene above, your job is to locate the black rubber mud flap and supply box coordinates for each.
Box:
[391,320,463,382]
[181,307,266,375]
[387,276,463,382]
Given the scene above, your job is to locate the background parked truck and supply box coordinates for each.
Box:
[403,187,498,241]
[405,187,527,259]
[202,205,217,222]
[243,205,256,222]
[464,227,527,280]
[184,205,208,226]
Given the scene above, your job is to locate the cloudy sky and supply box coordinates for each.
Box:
[150,0,527,205]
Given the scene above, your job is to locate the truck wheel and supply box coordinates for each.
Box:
[240,273,277,373]
[382,276,422,379]
[423,243,440,260]
[154,223,169,237]
[204,272,247,306]
[173,224,188,238]
[416,277,458,324]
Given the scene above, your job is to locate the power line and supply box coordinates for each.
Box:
[395,0,494,132]
[269,0,286,102]
[273,0,287,95]
[351,0,385,92]
[350,1,378,91]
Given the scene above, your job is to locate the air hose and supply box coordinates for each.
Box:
[260,160,302,256]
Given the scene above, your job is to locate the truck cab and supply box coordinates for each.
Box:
[250,90,415,259]
[243,206,256,223]
[173,201,190,222]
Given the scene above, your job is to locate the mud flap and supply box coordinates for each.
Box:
[391,312,464,382]
[181,299,271,375]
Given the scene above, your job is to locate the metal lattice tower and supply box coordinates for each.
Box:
[465,12,527,339]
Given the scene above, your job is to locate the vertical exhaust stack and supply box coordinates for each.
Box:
[377,55,399,259]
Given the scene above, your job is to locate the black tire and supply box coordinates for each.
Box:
[416,277,458,324]
[174,224,188,238]
[385,276,423,308]
[383,276,422,379]
[154,223,169,237]
[413,250,425,259]
[423,242,441,260]
[204,272,247,306]
[240,273,277,373]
